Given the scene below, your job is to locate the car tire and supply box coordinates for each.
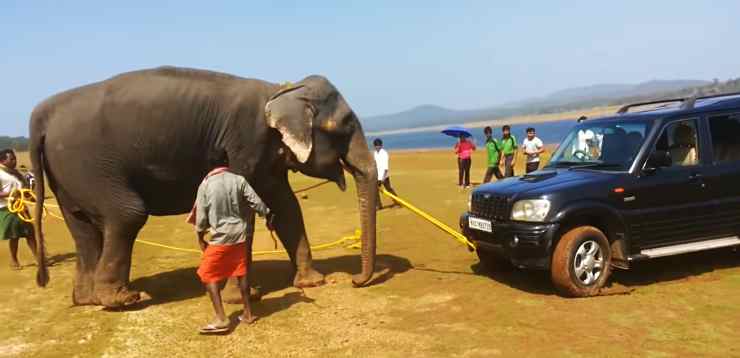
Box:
[477,250,513,272]
[551,226,611,297]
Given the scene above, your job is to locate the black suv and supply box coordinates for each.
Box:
[460,92,740,297]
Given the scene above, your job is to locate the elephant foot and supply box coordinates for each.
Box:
[293,268,325,288]
[95,286,141,308]
[72,284,99,306]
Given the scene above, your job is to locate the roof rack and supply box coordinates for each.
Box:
[693,90,740,103]
[617,91,740,115]
[616,98,687,114]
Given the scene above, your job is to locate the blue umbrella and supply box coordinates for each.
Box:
[441,125,472,138]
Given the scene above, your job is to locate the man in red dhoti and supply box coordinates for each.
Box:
[188,152,273,334]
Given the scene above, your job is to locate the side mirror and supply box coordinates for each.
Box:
[643,150,672,174]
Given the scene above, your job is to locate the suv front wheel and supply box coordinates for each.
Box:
[551,226,611,297]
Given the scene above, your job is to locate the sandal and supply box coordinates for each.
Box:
[199,322,230,334]
[238,315,258,325]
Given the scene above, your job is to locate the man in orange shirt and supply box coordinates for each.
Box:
[189,151,274,334]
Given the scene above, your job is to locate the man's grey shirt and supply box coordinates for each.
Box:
[195,171,270,245]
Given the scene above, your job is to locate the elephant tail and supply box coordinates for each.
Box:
[29,111,49,287]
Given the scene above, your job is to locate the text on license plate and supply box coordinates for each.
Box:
[469,217,492,233]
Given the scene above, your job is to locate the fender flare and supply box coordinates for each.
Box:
[551,201,631,261]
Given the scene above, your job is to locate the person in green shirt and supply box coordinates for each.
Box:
[482,126,503,183]
[500,125,518,177]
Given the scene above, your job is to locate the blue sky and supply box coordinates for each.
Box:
[2,1,739,136]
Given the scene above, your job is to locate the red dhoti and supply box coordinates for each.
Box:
[197,242,247,284]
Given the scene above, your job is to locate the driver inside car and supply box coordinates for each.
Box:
[669,124,698,166]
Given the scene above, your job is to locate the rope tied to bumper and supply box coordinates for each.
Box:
[380,187,476,252]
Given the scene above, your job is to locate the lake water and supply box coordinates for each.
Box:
[368,119,577,150]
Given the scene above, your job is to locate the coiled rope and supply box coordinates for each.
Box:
[6,186,360,256]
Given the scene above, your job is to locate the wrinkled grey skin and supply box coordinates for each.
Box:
[29,67,378,308]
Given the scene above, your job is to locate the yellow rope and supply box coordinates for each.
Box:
[7,188,362,256]
[134,239,203,254]
[380,187,476,252]
[7,188,64,222]
[133,178,475,254]
[10,181,474,255]
[8,183,476,255]
[135,230,361,256]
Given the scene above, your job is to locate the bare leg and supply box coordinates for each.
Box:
[237,276,257,324]
[9,239,20,269]
[204,281,229,326]
[382,178,401,207]
[237,235,257,323]
[25,233,38,260]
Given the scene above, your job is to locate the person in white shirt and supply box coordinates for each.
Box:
[0,149,39,270]
[522,128,545,174]
[373,139,401,210]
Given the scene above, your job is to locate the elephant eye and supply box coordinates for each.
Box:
[305,103,318,117]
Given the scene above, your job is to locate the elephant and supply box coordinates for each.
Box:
[28,66,378,308]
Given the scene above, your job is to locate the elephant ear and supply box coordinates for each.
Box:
[264,84,314,163]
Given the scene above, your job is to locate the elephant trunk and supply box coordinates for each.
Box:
[344,126,378,287]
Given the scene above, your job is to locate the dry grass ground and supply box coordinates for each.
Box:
[1,150,739,357]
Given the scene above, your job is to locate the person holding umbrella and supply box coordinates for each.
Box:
[442,126,476,189]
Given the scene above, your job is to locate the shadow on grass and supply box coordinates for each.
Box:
[471,262,556,296]
[312,254,413,287]
[48,252,76,266]
[471,247,740,296]
[127,253,412,311]
[236,291,315,320]
[611,247,739,287]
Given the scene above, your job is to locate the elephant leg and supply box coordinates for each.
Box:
[93,202,147,308]
[267,179,325,288]
[59,206,103,306]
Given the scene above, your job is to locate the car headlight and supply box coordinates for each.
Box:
[468,194,472,211]
[511,199,551,222]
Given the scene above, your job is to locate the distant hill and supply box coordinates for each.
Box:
[363,79,713,133]
[0,136,29,151]
[610,78,740,105]
[362,105,494,133]
[533,80,708,104]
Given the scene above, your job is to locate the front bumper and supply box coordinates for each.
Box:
[460,212,559,270]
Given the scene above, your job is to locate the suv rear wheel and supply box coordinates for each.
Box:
[551,226,611,297]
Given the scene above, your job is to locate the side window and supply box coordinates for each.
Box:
[708,113,740,164]
[653,119,700,167]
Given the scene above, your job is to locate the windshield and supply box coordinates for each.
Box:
[546,121,652,171]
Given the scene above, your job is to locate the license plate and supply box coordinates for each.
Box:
[469,217,493,233]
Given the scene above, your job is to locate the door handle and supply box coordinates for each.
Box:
[688,173,706,188]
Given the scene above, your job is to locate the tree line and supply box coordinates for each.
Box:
[0,136,29,151]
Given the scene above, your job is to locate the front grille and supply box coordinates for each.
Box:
[471,193,511,220]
